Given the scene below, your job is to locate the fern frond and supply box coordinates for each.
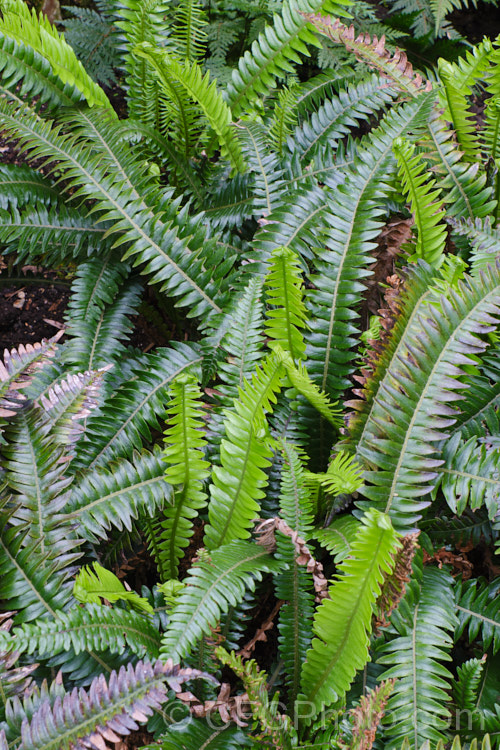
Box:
[453,656,486,712]
[160,540,284,661]
[62,6,120,87]
[438,59,479,162]
[393,137,447,268]
[204,353,285,550]
[74,343,202,469]
[0,164,59,208]
[448,216,500,274]
[16,659,215,750]
[354,265,500,531]
[292,74,396,164]
[0,0,110,108]
[379,562,458,748]
[305,93,434,403]
[73,561,154,614]
[237,120,285,218]
[299,509,400,722]
[432,434,500,517]
[149,721,248,750]
[171,0,207,62]
[304,450,364,497]
[305,16,431,96]
[425,112,495,221]
[0,603,160,660]
[157,374,210,580]
[264,246,307,362]
[0,334,61,418]
[64,446,171,542]
[225,0,352,117]
[135,43,245,173]
[275,442,315,702]
[455,577,500,654]
[0,97,227,319]
[313,515,361,563]
[268,84,300,155]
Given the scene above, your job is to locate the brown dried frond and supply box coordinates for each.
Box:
[176,683,251,726]
[255,517,329,601]
[238,600,283,660]
[339,679,396,750]
[373,533,419,633]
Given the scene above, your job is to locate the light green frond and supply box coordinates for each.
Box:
[264,246,307,362]
[73,561,154,614]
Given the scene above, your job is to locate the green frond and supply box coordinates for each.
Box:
[0,203,108,265]
[0,164,59,208]
[157,374,210,580]
[313,515,361,563]
[432,434,500,517]
[299,509,400,722]
[275,443,315,702]
[305,93,435,402]
[268,84,300,155]
[264,246,308,362]
[448,216,500,274]
[147,721,248,750]
[237,120,285,218]
[429,0,475,37]
[252,183,329,263]
[444,38,494,93]
[64,446,171,542]
[204,353,285,550]
[0,525,75,623]
[292,74,396,164]
[171,0,207,62]
[160,540,284,661]
[135,43,245,173]
[16,659,215,750]
[0,97,228,319]
[225,0,352,117]
[74,343,202,469]
[455,577,500,653]
[0,0,111,108]
[304,450,364,497]
[438,60,480,162]
[393,137,447,268]
[453,657,486,712]
[0,334,61,419]
[354,264,500,531]
[74,561,154,614]
[0,603,160,661]
[425,112,495,221]
[63,258,142,372]
[61,7,120,87]
[379,562,458,748]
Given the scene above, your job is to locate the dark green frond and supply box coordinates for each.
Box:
[0,164,59,208]
[74,343,202,469]
[64,446,171,542]
[161,540,284,661]
[455,577,500,653]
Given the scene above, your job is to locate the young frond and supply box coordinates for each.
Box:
[264,246,308,362]
[438,60,480,162]
[299,509,400,722]
[161,540,284,661]
[304,450,364,497]
[157,374,210,579]
[393,137,447,268]
[73,561,154,614]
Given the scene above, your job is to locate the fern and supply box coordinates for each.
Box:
[393,137,447,268]
[299,509,400,722]
[264,246,308,362]
[157,374,210,579]
[73,561,154,614]
[455,577,500,654]
[160,540,284,661]
[62,6,120,87]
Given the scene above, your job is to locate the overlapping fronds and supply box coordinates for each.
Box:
[292,74,395,163]
[64,446,171,542]
[313,515,361,563]
[305,93,434,401]
[73,562,153,614]
[455,577,500,653]
[74,343,202,469]
[0,334,61,418]
[0,164,59,208]
[425,113,495,221]
[432,434,500,517]
[378,562,458,749]
[0,0,110,108]
[134,43,245,172]
[237,120,285,218]
[161,540,284,661]
[0,96,228,319]
[16,659,215,750]
[264,246,307,362]
[157,374,210,579]
[225,0,352,117]
[268,84,300,156]
[204,353,285,550]
[299,509,400,722]
[393,137,447,268]
[353,265,500,531]
[449,217,500,274]
[438,59,479,162]
[0,603,161,660]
